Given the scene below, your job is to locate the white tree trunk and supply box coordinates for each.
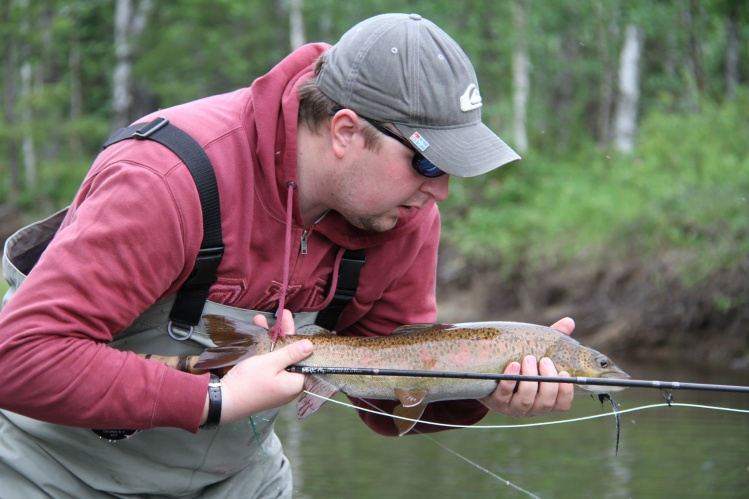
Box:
[112,0,152,129]
[69,33,83,155]
[613,25,643,154]
[20,61,36,187]
[512,0,529,154]
[725,15,739,101]
[18,0,36,188]
[289,0,305,50]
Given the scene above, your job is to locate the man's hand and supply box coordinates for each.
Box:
[479,317,575,417]
[204,309,313,426]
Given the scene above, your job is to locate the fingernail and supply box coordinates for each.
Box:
[541,358,554,368]
[298,340,313,355]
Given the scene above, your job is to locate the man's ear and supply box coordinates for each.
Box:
[329,109,359,159]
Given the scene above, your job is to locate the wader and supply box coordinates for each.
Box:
[0,210,299,498]
[0,119,365,497]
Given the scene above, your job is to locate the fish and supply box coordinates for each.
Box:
[195,315,631,435]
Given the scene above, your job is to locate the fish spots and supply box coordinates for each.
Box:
[475,341,491,365]
[420,348,438,370]
[358,351,376,368]
[449,341,473,369]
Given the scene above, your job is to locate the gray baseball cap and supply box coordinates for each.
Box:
[317,13,520,178]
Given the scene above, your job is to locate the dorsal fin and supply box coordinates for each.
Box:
[295,325,336,337]
[391,323,453,335]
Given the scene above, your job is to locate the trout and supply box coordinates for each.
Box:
[195,315,630,435]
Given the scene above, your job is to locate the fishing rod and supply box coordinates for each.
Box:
[140,353,749,394]
[286,365,749,394]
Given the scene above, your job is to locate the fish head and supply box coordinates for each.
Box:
[547,338,631,394]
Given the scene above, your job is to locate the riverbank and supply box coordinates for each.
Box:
[436,102,748,370]
[437,246,749,369]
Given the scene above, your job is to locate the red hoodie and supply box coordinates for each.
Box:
[0,43,487,435]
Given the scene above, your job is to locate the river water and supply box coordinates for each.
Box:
[275,358,748,498]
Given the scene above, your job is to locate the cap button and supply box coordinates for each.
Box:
[409,13,422,21]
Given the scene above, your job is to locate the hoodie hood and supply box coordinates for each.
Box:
[247,43,440,251]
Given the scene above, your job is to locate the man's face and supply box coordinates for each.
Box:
[331,122,450,232]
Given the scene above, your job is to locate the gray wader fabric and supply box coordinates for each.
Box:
[0,209,318,498]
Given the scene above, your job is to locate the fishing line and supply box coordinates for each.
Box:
[415,432,541,499]
[353,395,542,498]
[300,390,749,430]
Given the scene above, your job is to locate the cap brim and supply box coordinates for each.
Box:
[395,122,520,178]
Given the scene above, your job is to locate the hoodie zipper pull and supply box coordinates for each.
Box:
[300,230,309,255]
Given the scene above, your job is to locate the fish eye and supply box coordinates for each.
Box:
[596,355,610,368]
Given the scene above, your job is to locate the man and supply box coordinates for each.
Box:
[0,13,573,497]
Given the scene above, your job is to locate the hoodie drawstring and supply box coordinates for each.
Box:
[268,182,349,350]
[269,182,296,350]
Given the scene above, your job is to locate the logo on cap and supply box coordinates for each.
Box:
[460,84,482,112]
[410,132,430,152]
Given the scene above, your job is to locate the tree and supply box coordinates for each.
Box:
[612,25,643,154]
[112,0,153,130]
[512,0,529,155]
[289,0,305,50]
[1,1,21,202]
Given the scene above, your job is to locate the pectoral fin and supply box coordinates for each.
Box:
[393,404,427,436]
[297,375,339,419]
[394,388,428,408]
[392,388,429,436]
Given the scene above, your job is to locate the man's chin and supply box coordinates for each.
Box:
[349,213,399,233]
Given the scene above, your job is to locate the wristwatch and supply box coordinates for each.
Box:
[200,374,222,430]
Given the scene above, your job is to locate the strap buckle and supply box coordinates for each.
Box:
[133,117,169,139]
[183,246,224,288]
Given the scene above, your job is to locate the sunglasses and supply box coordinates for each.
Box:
[360,117,446,178]
[329,108,445,178]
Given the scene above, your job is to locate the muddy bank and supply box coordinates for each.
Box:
[437,247,749,369]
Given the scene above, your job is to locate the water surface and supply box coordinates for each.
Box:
[275,359,749,498]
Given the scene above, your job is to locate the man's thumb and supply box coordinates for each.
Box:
[275,339,313,366]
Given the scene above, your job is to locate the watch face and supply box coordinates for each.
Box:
[92,428,141,442]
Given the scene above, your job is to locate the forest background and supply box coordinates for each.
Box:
[1,0,748,367]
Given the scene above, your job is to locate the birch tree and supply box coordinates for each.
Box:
[112,0,152,130]
[289,0,305,50]
[512,0,529,154]
[612,25,643,154]
[1,1,21,201]
[19,0,36,189]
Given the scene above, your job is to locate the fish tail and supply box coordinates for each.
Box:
[195,315,269,369]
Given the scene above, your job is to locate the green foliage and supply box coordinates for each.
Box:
[441,97,749,285]
[1,0,748,288]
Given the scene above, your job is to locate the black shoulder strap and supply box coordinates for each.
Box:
[103,117,224,335]
[314,249,366,330]
[103,117,364,335]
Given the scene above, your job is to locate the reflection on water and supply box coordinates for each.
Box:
[275,359,749,498]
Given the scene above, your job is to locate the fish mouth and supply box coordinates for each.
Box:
[574,370,631,394]
[575,384,627,394]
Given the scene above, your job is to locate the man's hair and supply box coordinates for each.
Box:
[298,55,380,148]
